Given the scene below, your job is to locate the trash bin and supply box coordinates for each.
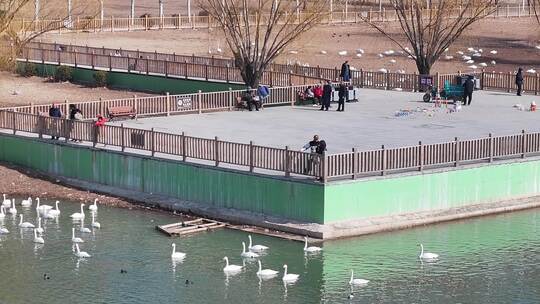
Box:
[419,75,434,92]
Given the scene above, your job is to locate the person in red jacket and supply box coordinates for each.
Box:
[313,84,323,105]
[93,114,107,144]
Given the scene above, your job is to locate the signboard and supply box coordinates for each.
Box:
[176,96,192,110]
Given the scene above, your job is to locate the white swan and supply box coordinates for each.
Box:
[70,204,85,219]
[2,194,11,207]
[18,214,35,228]
[47,201,60,217]
[71,228,84,243]
[35,217,44,234]
[282,264,299,282]
[257,260,278,277]
[171,243,186,260]
[91,213,100,228]
[303,237,322,253]
[36,198,52,214]
[33,229,44,244]
[74,243,91,258]
[8,200,17,215]
[419,244,439,260]
[80,224,91,233]
[248,235,268,252]
[241,242,259,258]
[349,270,369,285]
[223,256,243,272]
[0,226,9,234]
[88,199,98,211]
[0,206,5,219]
[21,197,32,207]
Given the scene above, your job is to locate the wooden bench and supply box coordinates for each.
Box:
[107,106,136,120]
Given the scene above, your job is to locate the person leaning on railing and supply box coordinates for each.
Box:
[93,114,107,145]
[68,104,83,142]
[48,104,62,140]
[300,135,327,176]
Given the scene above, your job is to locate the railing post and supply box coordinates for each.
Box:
[92,124,98,147]
[151,128,155,156]
[535,73,539,96]
[145,58,149,75]
[322,152,328,183]
[205,64,208,81]
[521,129,526,158]
[133,95,138,118]
[381,145,386,176]
[454,137,459,167]
[226,66,230,83]
[91,51,95,69]
[249,141,254,173]
[489,133,493,163]
[165,60,169,77]
[418,141,423,171]
[74,50,77,67]
[352,147,357,179]
[11,111,16,135]
[198,90,202,114]
[385,70,390,90]
[214,136,220,167]
[108,53,112,71]
[111,16,115,32]
[38,116,43,138]
[436,72,440,91]
[360,68,364,88]
[30,103,35,115]
[166,92,171,116]
[182,131,187,161]
[290,86,295,107]
[228,88,233,111]
[284,146,290,177]
[507,71,512,93]
[480,69,485,90]
[121,123,125,152]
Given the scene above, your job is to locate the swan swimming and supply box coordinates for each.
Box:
[33,229,44,244]
[241,242,259,258]
[303,237,322,253]
[256,260,278,277]
[0,226,9,234]
[35,217,44,234]
[0,206,5,219]
[74,243,91,258]
[248,235,268,252]
[18,214,35,228]
[46,201,61,217]
[419,244,439,260]
[80,224,91,233]
[88,199,98,212]
[349,270,369,285]
[282,264,299,283]
[2,194,11,207]
[71,228,84,243]
[21,197,32,207]
[91,213,100,229]
[8,200,17,215]
[36,198,52,214]
[70,204,85,220]
[223,256,243,272]
[171,243,186,260]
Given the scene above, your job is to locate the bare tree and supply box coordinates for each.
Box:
[532,0,540,24]
[200,0,328,87]
[363,0,496,74]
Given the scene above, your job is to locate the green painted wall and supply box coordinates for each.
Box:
[18,62,245,94]
[324,162,540,223]
[0,134,324,223]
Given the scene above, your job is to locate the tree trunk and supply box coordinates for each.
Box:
[415,57,432,75]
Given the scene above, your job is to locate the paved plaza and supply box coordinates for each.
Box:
[113,89,540,153]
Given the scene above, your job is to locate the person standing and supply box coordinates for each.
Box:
[462,76,475,106]
[321,81,333,111]
[68,104,83,142]
[337,82,347,112]
[48,104,62,140]
[257,84,270,106]
[340,61,351,82]
[516,68,524,96]
[301,135,326,175]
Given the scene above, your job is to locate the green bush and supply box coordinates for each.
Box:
[16,63,38,77]
[93,70,108,87]
[54,66,73,82]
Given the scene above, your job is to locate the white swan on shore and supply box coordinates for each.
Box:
[419,244,439,260]
[241,242,259,258]
[349,270,369,285]
[33,229,44,244]
[257,260,278,277]
[47,201,60,217]
[21,197,32,207]
[18,214,35,228]
[88,199,98,212]
[282,264,299,283]
[70,204,85,220]
[303,237,322,253]
[71,228,84,243]
[223,256,243,272]
[74,244,91,258]
[171,243,186,260]
[248,235,268,252]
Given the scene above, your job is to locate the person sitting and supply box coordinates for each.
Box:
[242,88,259,111]
[313,85,323,105]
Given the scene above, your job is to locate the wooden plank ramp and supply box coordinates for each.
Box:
[156,218,227,236]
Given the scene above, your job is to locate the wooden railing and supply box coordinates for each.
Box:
[10,5,535,34]
[0,110,324,179]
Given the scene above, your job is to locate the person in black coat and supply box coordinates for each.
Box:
[340,61,351,82]
[337,82,347,112]
[462,76,475,106]
[516,68,524,96]
[48,104,62,140]
[320,81,333,111]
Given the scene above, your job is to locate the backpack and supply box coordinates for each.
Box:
[316,140,327,154]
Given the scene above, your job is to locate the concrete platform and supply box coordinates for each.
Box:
[111,89,540,153]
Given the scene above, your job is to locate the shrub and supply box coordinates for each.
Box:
[54,66,73,82]
[93,70,108,87]
[16,63,38,77]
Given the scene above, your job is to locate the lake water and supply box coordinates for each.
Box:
[0,198,539,303]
